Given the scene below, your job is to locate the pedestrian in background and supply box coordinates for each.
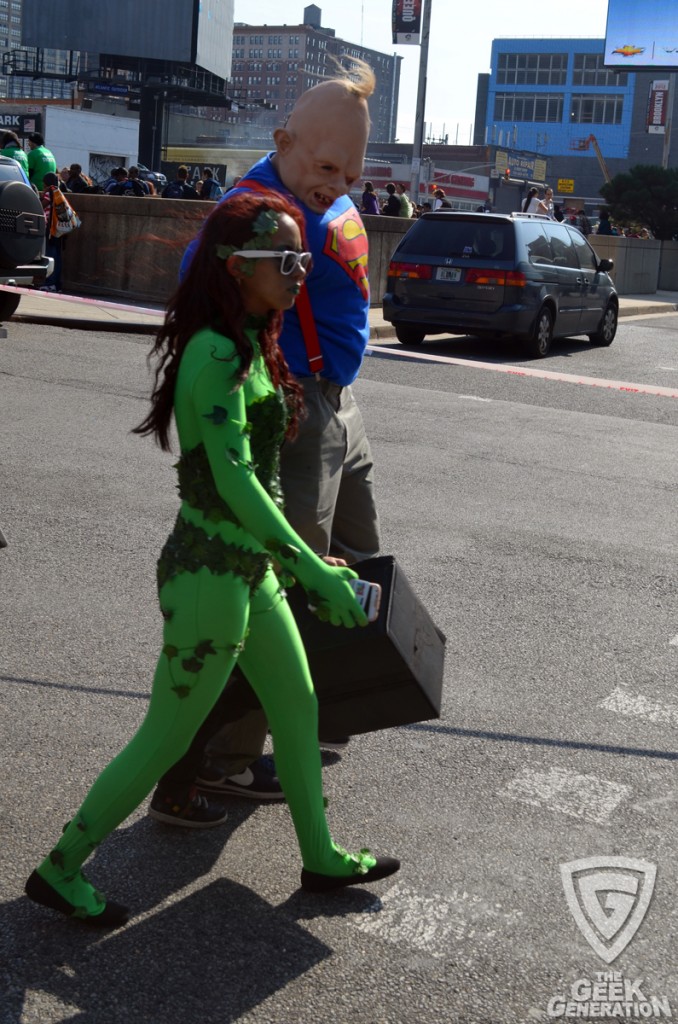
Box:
[542,187,556,220]
[66,163,94,193]
[40,172,67,292]
[0,131,29,176]
[396,182,413,218]
[360,180,380,215]
[161,165,199,199]
[200,167,223,201]
[383,182,401,216]
[128,166,150,196]
[27,132,57,193]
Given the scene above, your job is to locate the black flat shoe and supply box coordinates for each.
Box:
[301,855,400,893]
[25,870,129,928]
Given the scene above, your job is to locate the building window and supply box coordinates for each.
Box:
[494,92,563,122]
[570,93,623,124]
[573,53,627,87]
[497,52,567,86]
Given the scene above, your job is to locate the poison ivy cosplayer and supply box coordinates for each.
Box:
[25,191,399,928]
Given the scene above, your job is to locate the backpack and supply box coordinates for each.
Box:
[163,180,185,199]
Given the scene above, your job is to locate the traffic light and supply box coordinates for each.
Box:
[503,168,511,182]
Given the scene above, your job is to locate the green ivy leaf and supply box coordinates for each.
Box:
[181,656,203,673]
[203,405,229,425]
[279,543,300,562]
[195,639,217,659]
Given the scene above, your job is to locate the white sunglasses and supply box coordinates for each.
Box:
[232,249,313,275]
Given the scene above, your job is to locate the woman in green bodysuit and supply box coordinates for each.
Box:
[25,191,399,928]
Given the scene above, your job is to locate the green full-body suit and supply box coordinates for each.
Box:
[35,325,374,917]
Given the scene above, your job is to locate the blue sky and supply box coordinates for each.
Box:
[234,0,611,142]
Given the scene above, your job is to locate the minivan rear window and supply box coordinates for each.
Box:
[396,217,515,261]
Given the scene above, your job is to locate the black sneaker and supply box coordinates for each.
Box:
[148,786,228,828]
[318,736,350,752]
[196,755,285,801]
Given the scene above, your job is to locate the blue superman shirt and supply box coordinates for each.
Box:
[179,154,370,386]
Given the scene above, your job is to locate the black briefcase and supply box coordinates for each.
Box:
[286,555,445,736]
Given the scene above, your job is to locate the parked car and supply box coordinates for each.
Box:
[136,163,167,188]
[0,155,54,321]
[382,211,618,357]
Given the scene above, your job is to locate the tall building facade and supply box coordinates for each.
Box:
[0,0,76,99]
[227,5,401,145]
[475,37,676,201]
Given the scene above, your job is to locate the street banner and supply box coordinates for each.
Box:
[647,80,669,134]
[392,0,422,45]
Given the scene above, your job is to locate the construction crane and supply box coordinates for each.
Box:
[570,134,612,183]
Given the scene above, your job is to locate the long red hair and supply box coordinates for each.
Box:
[134,191,306,451]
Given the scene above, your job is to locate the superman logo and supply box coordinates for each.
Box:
[323,207,369,300]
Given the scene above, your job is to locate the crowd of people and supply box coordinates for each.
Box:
[357,179,453,219]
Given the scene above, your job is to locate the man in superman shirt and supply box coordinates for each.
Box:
[149,61,381,826]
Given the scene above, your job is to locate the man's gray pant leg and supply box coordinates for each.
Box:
[329,385,380,563]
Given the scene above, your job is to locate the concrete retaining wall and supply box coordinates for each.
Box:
[61,195,677,304]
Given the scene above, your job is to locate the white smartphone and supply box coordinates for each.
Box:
[350,578,382,622]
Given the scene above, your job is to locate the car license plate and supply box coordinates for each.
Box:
[436,267,461,282]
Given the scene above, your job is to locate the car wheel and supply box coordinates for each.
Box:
[0,289,20,321]
[395,325,425,345]
[588,302,618,347]
[524,306,553,358]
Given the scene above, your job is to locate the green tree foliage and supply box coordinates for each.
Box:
[599,164,678,240]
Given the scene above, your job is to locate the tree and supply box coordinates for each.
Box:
[599,164,678,240]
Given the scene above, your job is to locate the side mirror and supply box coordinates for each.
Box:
[598,258,614,273]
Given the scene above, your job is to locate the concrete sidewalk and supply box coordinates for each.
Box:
[4,286,678,338]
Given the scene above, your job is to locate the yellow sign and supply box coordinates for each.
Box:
[558,178,575,193]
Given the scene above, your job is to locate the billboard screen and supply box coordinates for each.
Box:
[392,0,422,46]
[21,0,232,79]
[605,0,678,69]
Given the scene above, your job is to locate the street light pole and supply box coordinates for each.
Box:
[661,73,676,170]
[409,0,432,205]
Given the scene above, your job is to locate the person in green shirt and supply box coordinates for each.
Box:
[26,131,57,192]
[0,130,29,176]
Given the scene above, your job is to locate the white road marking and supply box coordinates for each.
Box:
[599,686,678,728]
[458,394,492,402]
[350,882,522,958]
[500,767,630,824]
[366,345,678,398]
[20,989,81,1023]
[669,635,678,646]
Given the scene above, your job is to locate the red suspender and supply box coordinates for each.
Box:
[236,177,324,374]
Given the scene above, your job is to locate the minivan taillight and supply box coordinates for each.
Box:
[465,268,526,287]
[388,260,433,280]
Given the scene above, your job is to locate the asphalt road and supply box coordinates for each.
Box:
[1,313,677,1024]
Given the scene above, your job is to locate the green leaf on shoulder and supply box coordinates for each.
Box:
[203,405,229,425]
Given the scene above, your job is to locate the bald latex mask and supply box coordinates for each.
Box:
[272,79,370,215]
